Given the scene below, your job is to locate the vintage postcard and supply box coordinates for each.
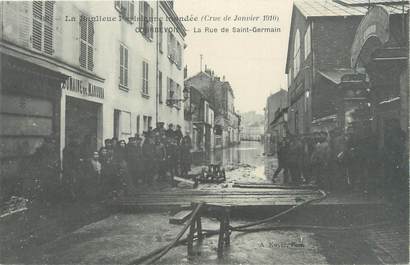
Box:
[0,0,409,264]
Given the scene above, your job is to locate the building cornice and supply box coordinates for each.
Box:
[160,2,187,38]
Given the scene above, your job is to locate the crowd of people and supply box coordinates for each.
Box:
[272,127,407,195]
[62,123,192,201]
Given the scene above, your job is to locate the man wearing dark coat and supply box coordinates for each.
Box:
[142,134,156,185]
[180,135,192,178]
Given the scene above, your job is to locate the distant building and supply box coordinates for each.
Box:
[185,68,240,148]
[240,125,264,141]
[264,89,288,154]
[185,85,215,152]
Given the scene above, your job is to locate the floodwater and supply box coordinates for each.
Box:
[193,141,277,184]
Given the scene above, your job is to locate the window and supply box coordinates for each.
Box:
[139,1,153,40]
[158,71,163,103]
[115,0,135,22]
[176,83,181,108]
[167,32,180,67]
[159,19,163,53]
[79,14,94,71]
[32,1,54,55]
[167,32,174,61]
[121,111,131,135]
[119,43,129,89]
[167,77,172,104]
[293,29,300,76]
[142,61,149,95]
[143,115,148,131]
[304,25,311,60]
[143,115,152,131]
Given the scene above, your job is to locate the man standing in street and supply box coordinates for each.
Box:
[175,125,183,145]
[273,137,290,183]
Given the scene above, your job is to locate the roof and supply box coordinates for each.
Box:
[295,0,367,17]
[285,0,409,72]
[295,0,409,18]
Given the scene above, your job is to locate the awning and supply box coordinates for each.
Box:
[317,69,366,85]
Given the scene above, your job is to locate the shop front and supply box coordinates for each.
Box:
[62,75,104,158]
[0,55,67,199]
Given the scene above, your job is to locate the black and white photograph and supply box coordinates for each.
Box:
[0,0,409,264]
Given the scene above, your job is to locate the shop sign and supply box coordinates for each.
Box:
[63,76,104,99]
[351,6,390,68]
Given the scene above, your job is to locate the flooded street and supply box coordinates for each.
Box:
[2,142,395,265]
[194,141,277,184]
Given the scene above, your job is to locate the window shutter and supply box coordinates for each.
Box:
[32,1,43,51]
[124,48,128,87]
[87,20,94,45]
[120,45,124,85]
[87,20,94,71]
[142,62,145,93]
[87,46,93,71]
[43,1,54,55]
[145,63,149,93]
[79,16,87,68]
[80,42,87,68]
[149,6,153,39]
[139,1,144,33]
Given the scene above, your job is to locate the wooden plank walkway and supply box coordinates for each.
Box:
[111,188,324,208]
[110,187,388,210]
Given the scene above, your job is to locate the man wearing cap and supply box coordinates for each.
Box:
[166,123,175,139]
[175,125,183,145]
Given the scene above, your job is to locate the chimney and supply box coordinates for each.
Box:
[222,75,225,81]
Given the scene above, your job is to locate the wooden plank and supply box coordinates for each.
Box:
[173,176,196,188]
[232,182,318,189]
[169,210,192,224]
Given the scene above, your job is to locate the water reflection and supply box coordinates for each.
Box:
[192,141,278,182]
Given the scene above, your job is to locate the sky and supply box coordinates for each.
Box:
[174,0,293,114]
